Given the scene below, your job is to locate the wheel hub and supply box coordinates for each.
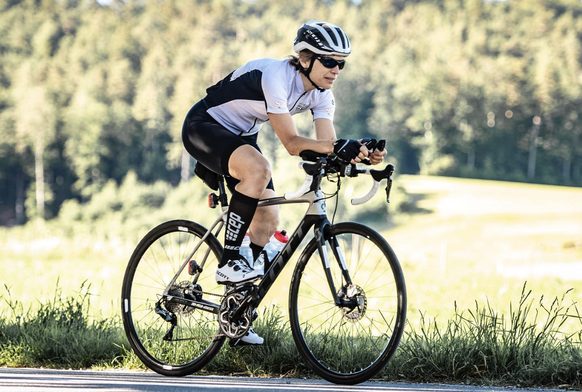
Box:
[165,281,202,315]
[338,284,367,322]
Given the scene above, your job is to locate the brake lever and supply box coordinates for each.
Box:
[385,163,394,203]
[375,139,386,152]
[361,137,377,151]
[368,163,394,203]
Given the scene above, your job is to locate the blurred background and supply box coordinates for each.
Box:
[0,0,581,324]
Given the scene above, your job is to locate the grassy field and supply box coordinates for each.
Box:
[391,175,582,328]
[1,174,581,329]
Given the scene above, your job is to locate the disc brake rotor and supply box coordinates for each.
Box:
[338,284,367,322]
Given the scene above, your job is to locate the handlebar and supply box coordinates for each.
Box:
[284,151,395,205]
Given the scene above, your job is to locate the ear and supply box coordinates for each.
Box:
[299,56,311,70]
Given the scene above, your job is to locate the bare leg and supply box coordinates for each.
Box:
[249,189,279,247]
[228,145,271,198]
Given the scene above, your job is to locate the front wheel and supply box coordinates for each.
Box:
[289,222,406,385]
[121,220,225,376]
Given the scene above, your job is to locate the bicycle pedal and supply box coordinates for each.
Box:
[229,338,260,347]
[228,338,243,347]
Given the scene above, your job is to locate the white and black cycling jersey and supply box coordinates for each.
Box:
[204,58,335,136]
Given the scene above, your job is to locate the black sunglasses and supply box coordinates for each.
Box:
[316,56,346,70]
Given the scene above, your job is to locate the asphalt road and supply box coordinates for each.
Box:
[0,368,569,392]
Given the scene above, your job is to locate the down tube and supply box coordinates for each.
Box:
[255,216,320,302]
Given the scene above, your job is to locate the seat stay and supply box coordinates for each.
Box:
[162,212,227,297]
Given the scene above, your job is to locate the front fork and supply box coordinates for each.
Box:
[314,221,354,307]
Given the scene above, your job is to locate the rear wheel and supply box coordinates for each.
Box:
[289,222,406,384]
[121,220,225,376]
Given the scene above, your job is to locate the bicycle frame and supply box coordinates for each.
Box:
[253,188,343,308]
[162,180,353,315]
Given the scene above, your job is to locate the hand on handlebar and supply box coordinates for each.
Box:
[368,147,386,165]
[333,139,368,164]
[360,138,386,165]
[293,147,395,204]
[331,138,387,165]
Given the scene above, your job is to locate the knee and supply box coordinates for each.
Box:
[228,147,272,195]
[247,158,272,186]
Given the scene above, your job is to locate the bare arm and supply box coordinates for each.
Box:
[269,113,335,156]
[269,113,376,164]
[313,118,337,141]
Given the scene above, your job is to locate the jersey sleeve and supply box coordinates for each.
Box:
[311,90,336,121]
[261,66,291,115]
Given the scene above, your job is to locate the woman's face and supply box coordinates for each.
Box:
[301,55,346,90]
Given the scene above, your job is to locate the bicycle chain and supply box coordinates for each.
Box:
[166,333,226,342]
[195,289,225,299]
[163,284,252,342]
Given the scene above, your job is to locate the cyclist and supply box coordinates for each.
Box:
[182,21,386,344]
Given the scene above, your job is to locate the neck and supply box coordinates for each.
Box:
[300,73,316,92]
[299,57,324,92]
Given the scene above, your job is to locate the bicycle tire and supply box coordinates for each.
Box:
[289,222,406,384]
[121,220,225,376]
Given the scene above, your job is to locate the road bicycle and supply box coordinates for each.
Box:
[121,150,407,385]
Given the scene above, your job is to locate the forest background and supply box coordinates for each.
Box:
[1,0,582,226]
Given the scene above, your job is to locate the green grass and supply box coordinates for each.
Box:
[0,282,127,369]
[386,284,582,387]
[0,284,580,387]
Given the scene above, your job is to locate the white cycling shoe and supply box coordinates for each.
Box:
[230,328,264,347]
[216,257,263,284]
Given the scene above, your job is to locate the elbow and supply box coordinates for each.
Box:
[285,145,301,156]
[281,139,301,156]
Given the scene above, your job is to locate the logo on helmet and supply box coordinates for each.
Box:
[305,30,325,48]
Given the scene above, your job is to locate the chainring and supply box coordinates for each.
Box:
[218,286,255,339]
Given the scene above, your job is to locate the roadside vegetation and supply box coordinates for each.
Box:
[0,283,580,388]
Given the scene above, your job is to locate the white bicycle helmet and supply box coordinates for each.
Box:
[293,20,351,56]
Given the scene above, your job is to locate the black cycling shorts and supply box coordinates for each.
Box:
[182,99,274,192]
